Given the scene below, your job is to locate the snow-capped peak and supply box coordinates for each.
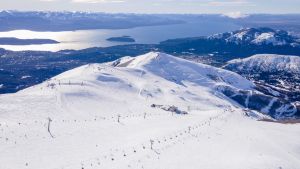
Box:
[209,27,299,46]
[109,52,254,90]
[225,54,300,73]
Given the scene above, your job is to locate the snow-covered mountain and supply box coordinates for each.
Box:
[0,52,300,169]
[210,27,300,46]
[225,54,300,73]
[159,27,300,65]
[224,54,300,116]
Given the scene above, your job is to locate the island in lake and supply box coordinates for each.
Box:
[106,36,135,42]
[0,37,59,45]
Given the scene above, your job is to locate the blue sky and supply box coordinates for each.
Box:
[1,0,300,14]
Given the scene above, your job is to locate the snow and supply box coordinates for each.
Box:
[261,98,277,113]
[21,75,31,79]
[253,32,274,43]
[251,32,287,45]
[0,52,300,169]
[226,54,300,73]
[211,28,298,46]
[234,31,248,40]
[119,52,254,90]
[222,12,249,19]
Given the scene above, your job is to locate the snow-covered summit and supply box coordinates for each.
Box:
[225,54,300,73]
[11,52,255,120]
[13,52,298,119]
[107,52,254,90]
[210,27,299,46]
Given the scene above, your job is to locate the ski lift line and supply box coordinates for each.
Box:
[14,111,233,165]
[1,109,231,149]
[13,110,172,126]
[64,110,229,169]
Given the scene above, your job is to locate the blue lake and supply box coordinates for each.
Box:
[0,21,240,51]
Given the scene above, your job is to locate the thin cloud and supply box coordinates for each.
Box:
[222,11,249,18]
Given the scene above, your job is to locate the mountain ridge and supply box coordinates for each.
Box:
[12,52,298,119]
[223,54,300,115]
[209,27,300,46]
[225,54,300,73]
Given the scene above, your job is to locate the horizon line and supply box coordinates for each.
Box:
[1,10,300,15]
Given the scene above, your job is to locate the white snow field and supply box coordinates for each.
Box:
[0,52,299,169]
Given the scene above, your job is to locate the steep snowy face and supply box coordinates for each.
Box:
[110,52,297,119]
[112,52,254,90]
[210,27,299,46]
[225,54,300,73]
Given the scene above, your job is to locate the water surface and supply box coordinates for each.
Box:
[0,21,240,51]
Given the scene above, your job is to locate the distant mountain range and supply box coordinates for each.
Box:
[0,11,184,31]
[159,27,300,63]
[1,11,300,34]
[209,27,300,46]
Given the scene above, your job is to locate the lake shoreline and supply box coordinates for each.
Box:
[0,37,59,45]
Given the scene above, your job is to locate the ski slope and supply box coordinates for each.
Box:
[0,52,299,169]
